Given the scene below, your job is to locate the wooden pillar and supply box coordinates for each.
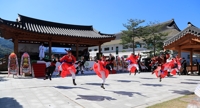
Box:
[49,41,52,59]
[190,48,193,74]
[99,44,101,54]
[14,37,18,57]
[178,46,181,57]
[76,43,79,59]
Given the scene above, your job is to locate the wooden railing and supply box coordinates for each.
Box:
[186,65,198,72]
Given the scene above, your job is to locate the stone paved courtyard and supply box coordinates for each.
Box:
[0,72,199,108]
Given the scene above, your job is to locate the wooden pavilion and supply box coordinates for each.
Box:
[0,14,115,59]
[164,22,200,73]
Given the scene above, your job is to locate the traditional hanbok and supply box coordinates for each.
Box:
[153,54,170,82]
[60,54,77,85]
[126,54,140,75]
[39,45,45,60]
[93,59,109,89]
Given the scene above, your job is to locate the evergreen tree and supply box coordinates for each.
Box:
[142,21,168,56]
[121,19,145,54]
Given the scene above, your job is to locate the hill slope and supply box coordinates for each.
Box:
[0,38,13,58]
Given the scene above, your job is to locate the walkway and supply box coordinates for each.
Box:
[0,72,199,108]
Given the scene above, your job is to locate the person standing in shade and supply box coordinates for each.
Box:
[76,56,85,74]
[181,58,187,75]
[39,43,45,60]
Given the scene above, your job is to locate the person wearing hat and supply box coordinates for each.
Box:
[60,50,77,85]
[93,55,109,89]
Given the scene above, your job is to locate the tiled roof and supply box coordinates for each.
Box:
[113,19,181,40]
[164,22,200,46]
[0,14,115,39]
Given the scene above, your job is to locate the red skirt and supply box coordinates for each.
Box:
[154,66,168,78]
[60,63,76,78]
[93,63,109,78]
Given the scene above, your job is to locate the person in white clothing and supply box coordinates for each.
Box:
[39,43,45,60]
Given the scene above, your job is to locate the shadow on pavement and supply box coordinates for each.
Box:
[185,79,200,81]
[141,83,171,87]
[169,90,193,95]
[116,80,140,83]
[0,76,8,82]
[107,90,147,97]
[140,77,156,80]
[54,86,90,90]
[76,95,116,101]
[81,83,109,86]
[0,97,23,108]
[180,82,199,84]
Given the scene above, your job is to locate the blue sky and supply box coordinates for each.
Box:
[0,0,199,34]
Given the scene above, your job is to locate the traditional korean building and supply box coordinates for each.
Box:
[88,19,181,60]
[0,14,115,60]
[164,22,200,73]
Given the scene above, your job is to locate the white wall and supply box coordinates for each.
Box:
[19,43,42,53]
[88,44,150,60]
[71,46,87,51]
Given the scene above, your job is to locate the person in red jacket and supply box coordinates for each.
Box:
[93,55,109,89]
[60,50,77,85]
[126,52,140,75]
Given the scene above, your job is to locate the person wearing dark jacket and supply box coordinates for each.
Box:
[76,56,85,74]
[44,60,56,80]
[181,58,187,75]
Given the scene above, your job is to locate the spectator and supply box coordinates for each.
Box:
[181,58,187,75]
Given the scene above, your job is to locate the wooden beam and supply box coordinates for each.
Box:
[164,34,192,49]
[181,44,200,49]
[14,35,18,57]
[99,44,102,54]
[178,46,181,57]
[190,49,194,74]
[192,38,200,43]
[76,43,79,60]
[49,39,52,59]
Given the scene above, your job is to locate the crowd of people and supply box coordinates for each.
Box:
[8,43,194,89]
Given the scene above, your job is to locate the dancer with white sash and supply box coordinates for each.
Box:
[60,50,77,85]
[93,55,109,89]
[126,52,140,75]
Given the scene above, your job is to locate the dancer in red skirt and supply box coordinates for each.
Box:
[60,50,77,85]
[126,53,140,75]
[153,52,170,82]
[150,55,158,74]
[175,55,182,75]
[93,56,109,89]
